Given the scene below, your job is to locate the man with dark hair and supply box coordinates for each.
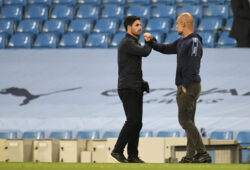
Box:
[111,16,152,163]
[144,13,211,163]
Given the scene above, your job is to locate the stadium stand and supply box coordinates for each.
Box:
[33,32,58,48]
[76,130,100,139]
[24,5,49,20]
[7,33,33,48]
[58,32,84,48]
[0,131,18,139]
[236,131,250,163]
[156,131,181,137]
[102,131,120,138]
[140,130,153,137]
[49,131,73,139]
[210,131,234,140]
[16,19,40,34]
[22,131,45,139]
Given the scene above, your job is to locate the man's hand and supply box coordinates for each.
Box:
[182,86,187,93]
[144,33,152,42]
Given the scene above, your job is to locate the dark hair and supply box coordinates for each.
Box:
[124,16,140,31]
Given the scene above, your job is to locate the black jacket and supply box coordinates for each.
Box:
[118,33,152,90]
[149,33,202,89]
[229,0,250,39]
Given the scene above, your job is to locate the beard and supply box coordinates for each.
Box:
[177,30,183,36]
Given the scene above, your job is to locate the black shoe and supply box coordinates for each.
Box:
[128,156,145,163]
[192,152,212,163]
[111,151,128,163]
[179,156,193,163]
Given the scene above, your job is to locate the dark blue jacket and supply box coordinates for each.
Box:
[150,32,203,89]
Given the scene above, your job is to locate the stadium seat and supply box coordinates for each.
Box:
[22,131,45,139]
[24,5,48,20]
[196,31,216,47]
[49,131,72,139]
[216,31,236,48]
[58,33,84,48]
[176,4,202,19]
[100,5,124,19]
[145,18,171,33]
[93,18,119,33]
[125,5,150,19]
[157,131,181,137]
[0,34,7,48]
[197,17,223,31]
[236,131,250,163]
[110,32,125,47]
[175,0,200,4]
[0,5,23,20]
[203,4,228,19]
[27,0,51,5]
[7,33,33,48]
[201,0,225,4]
[102,131,120,138]
[229,7,233,18]
[50,6,73,20]
[52,0,76,5]
[3,0,26,6]
[0,131,18,139]
[85,33,110,48]
[42,19,65,33]
[151,5,176,19]
[0,20,15,35]
[118,18,146,32]
[210,131,233,140]
[164,31,181,44]
[102,0,125,5]
[76,130,100,139]
[150,0,174,5]
[0,0,2,6]
[224,17,233,31]
[33,33,58,48]
[68,19,94,33]
[75,5,99,19]
[126,0,150,5]
[77,0,101,5]
[16,19,40,34]
[140,130,153,137]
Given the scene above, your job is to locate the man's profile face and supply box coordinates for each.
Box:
[130,20,142,37]
[176,17,184,36]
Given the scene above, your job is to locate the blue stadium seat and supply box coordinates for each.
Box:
[0,6,23,20]
[210,131,233,140]
[175,0,200,4]
[22,131,45,139]
[102,0,125,5]
[145,18,171,33]
[196,31,216,47]
[3,0,26,6]
[197,17,223,31]
[33,33,58,48]
[77,0,101,5]
[24,5,48,20]
[102,131,120,138]
[42,19,65,33]
[165,31,181,44]
[110,32,125,47]
[125,5,150,19]
[157,131,181,137]
[27,0,51,5]
[0,0,2,6]
[58,33,84,48]
[50,6,73,20]
[151,5,176,19]
[216,31,236,48]
[0,131,18,139]
[176,4,202,19]
[150,0,174,5]
[52,0,76,5]
[0,34,7,48]
[118,18,147,32]
[229,7,233,18]
[126,0,149,5]
[100,5,124,19]
[224,17,233,31]
[236,131,250,163]
[85,33,110,48]
[7,33,33,48]
[201,0,225,4]
[76,5,99,19]
[0,20,14,35]
[16,19,40,34]
[76,130,100,139]
[49,131,72,139]
[203,4,228,19]
[68,19,94,34]
[140,130,153,137]
[93,18,119,33]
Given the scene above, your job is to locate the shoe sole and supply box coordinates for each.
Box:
[110,153,128,163]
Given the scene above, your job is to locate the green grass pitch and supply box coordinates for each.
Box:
[0,163,249,170]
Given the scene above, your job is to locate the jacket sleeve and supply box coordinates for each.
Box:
[231,0,250,19]
[126,39,152,57]
[149,37,178,54]
[182,38,202,89]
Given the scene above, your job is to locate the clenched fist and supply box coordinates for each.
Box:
[144,33,152,42]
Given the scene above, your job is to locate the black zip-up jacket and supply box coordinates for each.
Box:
[118,33,152,90]
[150,32,203,89]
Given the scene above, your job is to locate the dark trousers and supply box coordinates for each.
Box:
[176,83,206,158]
[113,88,143,157]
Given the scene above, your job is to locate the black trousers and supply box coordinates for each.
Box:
[176,83,206,158]
[113,88,143,157]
